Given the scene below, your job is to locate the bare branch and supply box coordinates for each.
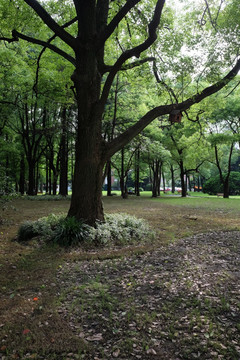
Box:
[12,30,76,65]
[24,0,76,48]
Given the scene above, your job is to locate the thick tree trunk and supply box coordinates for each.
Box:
[68,141,104,224]
[67,19,106,224]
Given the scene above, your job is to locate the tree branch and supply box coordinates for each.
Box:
[24,0,76,48]
[101,56,155,74]
[104,58,240,159]
[12,30,76,65]
[100,0,165,106]
[97,0,141,48]
[0,36,17,43]
[153,60,178,103]
[33,16,78,94]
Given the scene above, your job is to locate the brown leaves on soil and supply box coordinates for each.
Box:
[57,231,240,360]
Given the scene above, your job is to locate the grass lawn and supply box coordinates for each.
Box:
[0,195,239,359]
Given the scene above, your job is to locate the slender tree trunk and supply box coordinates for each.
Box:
[157,162,161,196]
[45,157,49,194]
[59,107,68,196]
[19,153,25,195]
[135,148,140,196]
[5,134,9,194]
[27,161,35,196]
[152,161,160,198]
[170,165,175,193]
[35,162,39,195]
[120,147,127,199]
[162,168,165,192]
[53,174,57,195]
[214,143,233,199]
[179,160,187,197]
[49,167,52,195]
[107,160,112,196]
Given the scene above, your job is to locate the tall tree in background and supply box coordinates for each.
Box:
[1,0,240,225]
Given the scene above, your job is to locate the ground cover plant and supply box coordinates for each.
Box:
[0,195,240,359]
[17,212,155,247]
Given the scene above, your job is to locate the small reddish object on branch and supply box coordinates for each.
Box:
[169,110,182,123]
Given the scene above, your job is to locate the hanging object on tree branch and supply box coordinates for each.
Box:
[169,110,182,123]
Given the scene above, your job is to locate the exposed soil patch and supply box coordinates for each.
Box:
[57,231,240,360]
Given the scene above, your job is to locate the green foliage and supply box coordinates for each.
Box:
[17,213,64,242]
[52,216,92,247]
[203,172,240,195]
[17,213,155,247]
[94,213,155,246]
[18,220,49,242]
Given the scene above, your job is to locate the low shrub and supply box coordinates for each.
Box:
[17,214,64,242]
[93,213,155,246]
[52,216,93,247]
[25,195,71,201]
[17,213,155,247]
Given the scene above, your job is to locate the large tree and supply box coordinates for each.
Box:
[1,0,240,225]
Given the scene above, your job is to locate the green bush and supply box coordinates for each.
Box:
[18,221,41,242]
[203,172,240,195]
[94,213,155,246]
[52,216,93,247]
[17,213,155,247]
[17,214,64,242]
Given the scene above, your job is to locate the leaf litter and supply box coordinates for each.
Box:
[56,230,240,359]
